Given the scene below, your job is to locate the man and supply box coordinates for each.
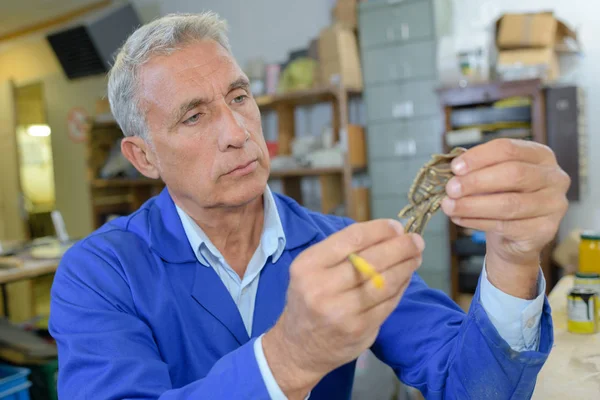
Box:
[49,12,569,400]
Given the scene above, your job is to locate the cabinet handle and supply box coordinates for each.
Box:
[394,139,417,157]
[400,23,410,40]
[388,0,404,4]
[392,101,415,118]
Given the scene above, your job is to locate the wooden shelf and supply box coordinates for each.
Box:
[255,86,361,109]
[91,179,164,188]
[269,166,343,178]
[269,166,367,179]
[437,78,556,300]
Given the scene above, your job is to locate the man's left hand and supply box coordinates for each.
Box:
[441,139,570,299]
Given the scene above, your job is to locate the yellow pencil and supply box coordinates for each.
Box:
[348,253,385,289]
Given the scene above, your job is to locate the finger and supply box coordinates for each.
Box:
[325,233,424,292]
[360,278,410,326]
[441,188,567,220]
[299,219,405,270]
[445,162,564,198]
[450,139,557,176]
[351,255,421,313]
[451,214,562,242]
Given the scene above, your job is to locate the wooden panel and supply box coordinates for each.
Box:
[282,177,303,205]
[256,86,361,109]
[436,78,543,107]
[545,86,580,201]
[320,174,343,215]
[351,187,371,221]
[0,80,27,241]
[276,105,294,156]
[6,280,34,323]
[270,167,343,178]
[348,125,366,168]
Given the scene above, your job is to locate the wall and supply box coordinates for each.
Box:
[0,38,105,238]
[43,74,107,238]
[0,1,161,238]
[0,37,63,84]
[449,0,600,236]
[160,0,335,69]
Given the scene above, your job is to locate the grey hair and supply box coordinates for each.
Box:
[107,12,231,140]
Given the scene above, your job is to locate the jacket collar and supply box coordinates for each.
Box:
[272,193,320,250]
[148,188,196,263]
[149,187,320,263]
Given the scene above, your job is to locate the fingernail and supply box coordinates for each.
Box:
[452,158,467,175]
[446,178,461,197]
[442,197,455,213]
[389,219,404,234]
[411,234,425,252]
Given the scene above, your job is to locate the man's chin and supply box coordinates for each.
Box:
[221,178,267,207]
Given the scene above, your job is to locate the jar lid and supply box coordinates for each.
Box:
[581,231,600,240]
[575,272,600,279]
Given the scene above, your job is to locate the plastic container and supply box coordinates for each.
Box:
[0,365,31,400]
[579,232,600,274]
[27,359,57,400]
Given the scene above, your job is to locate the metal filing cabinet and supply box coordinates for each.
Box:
[359,0,453,293]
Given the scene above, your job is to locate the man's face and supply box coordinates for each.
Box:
[138,39,269,208]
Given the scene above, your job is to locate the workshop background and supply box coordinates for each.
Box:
[0,0,598,399]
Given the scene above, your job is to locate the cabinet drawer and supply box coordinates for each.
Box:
[417,271,451,294]
[365,79,438,122]
[359,0,433,48]
[370,156,432,196]
[363,40,437,85]
[421,232,450,273]
[367,118,443,160]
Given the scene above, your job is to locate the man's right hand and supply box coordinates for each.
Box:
[262,219,425,398]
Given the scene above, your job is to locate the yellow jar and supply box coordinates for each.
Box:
[579,232,600,274]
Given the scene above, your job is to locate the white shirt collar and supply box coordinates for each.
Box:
[175,186,286,265]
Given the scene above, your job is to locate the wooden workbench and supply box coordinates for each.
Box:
[0,258,59,285]
[0,256,60,320]
[532,275,600,398]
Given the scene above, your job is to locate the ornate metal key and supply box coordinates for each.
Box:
[397,147,467,235]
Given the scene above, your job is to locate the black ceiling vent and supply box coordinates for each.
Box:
[46,3,141,80]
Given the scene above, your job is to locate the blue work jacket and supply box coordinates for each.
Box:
[49,188,553,399]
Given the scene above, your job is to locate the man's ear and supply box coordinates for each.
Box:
[121,136,160,179]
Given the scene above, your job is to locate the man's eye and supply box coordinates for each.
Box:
[233,95,247,104]
[184,113,201,125]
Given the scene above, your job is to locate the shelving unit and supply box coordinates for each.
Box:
[256,85,370,221]
[437,78,556,299]
[86,120,164,229]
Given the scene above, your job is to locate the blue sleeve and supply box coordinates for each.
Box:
[49,244,271,400]
[371,273,553,399]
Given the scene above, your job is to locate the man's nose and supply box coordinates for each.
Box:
[217,104,248,151]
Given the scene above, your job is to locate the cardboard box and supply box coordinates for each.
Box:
[318,24,363,89]
[496,47,559,82]
[496,12,579,51]
[333,0,357,30]
[320,59,363,90]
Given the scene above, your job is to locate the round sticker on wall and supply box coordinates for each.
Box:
[67,107,90,143]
